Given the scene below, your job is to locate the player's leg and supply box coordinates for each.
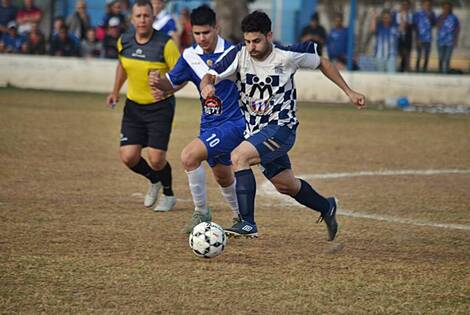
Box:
[211,164,240,223]
[120,99,162,208]
[147,96,176,211]
[181,138,212,233]
[268,165,338,241]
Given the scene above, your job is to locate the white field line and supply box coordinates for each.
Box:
[259,169,470,231]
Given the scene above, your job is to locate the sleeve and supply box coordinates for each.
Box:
[166,56,191,87]
[116,36,123,60]
[167,18,177,33]
[207,44,242,82]
[163,39,180,70]
[284,41,321,70]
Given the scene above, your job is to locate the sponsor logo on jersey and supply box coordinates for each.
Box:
[203,96,223,116]
[132,48,146,58]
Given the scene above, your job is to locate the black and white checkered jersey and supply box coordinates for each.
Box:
[208,41,321,137]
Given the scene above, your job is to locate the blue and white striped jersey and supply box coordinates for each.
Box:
[208,41,321,137]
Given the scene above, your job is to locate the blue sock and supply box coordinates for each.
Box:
[235,169,256,225]
[293,179,329,214]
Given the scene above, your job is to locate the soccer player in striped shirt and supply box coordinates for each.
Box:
[200,11,365,240]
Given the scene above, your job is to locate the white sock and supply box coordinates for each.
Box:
[186,164,208,214]
[220,179,240,219]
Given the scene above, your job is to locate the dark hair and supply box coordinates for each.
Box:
[133,0,153,12]
[241,11,271,35]
[190,5,216,27]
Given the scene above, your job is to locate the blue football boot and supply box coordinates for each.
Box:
[225,220,258,238]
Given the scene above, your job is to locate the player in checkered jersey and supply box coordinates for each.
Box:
[201,11,365,240]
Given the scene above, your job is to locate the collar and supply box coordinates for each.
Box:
[194,36,225,55]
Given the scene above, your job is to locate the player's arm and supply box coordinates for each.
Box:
[106,61,127,108]
[200,74,217,99]
[318,57,365,109]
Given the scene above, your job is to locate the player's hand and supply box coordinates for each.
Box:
[347,90,366,109]
[148,70,162,89]
[106,93,119,109]
[151,87,167,102]
[201,84,216,99]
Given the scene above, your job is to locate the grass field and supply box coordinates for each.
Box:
[1,88,469,314]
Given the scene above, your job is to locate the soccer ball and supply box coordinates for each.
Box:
[189,222,227,258]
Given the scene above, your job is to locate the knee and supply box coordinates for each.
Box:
[231,150,247,170]
[120,150,140,168]
[148,155,166,171]
[181,148,200,171]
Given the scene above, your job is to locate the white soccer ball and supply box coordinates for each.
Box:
[189,222,227,258]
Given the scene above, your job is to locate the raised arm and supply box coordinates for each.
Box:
[319,57,366,109]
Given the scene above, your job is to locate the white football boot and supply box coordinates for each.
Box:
[144,182,162,207]
[154,195,176,212]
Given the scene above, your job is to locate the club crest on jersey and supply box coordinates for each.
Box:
[274,64,284,74]
[203,96,222,116]
[246,74,279,99]
[206,59,213,67]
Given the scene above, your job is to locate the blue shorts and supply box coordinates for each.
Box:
[247,124,296,179]
[199,118,245,167]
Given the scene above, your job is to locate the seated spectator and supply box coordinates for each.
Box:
[1,21,26,53]
[178,7,192,51]
[371,10,398,73]
[102,17,120,59]
[299,12,327,55]
[327,13,348,66]
[0,0,17,36]
[81,27,102,58]
[50,24,80,57]
[413,0,436,73]
[66,0,91,41]
[436,1,460,74]
[394,0,414,72]
[25,21,45,54]
[16,0,42,35]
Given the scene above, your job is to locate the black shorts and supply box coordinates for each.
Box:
[120,96,175,150]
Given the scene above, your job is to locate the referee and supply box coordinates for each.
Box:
[106,0,180,212]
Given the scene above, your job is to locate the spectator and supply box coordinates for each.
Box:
[25,21,45,54]
[299,12,327,55]
[0,0,17,36]
[1,21,26,53]
[81,27,102,58]
[16,0,42,35]
[394,0,413,72]
[436,1,460,74]
[151,0,179,48]
[178,7,192,50]
[66,0,91,41]
[371,10,398,73]
[102,17,120,59]
[327,13,348,66]
[101,0,127,35]
[50,24,80,57]
[413,0,436,72]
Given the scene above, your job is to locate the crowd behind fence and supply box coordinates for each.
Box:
[0,0,466,74]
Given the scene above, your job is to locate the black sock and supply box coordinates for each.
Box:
[156,162,173,196]
[235,169,256,224]
[293,179,329,214]
[130,158,160,183]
